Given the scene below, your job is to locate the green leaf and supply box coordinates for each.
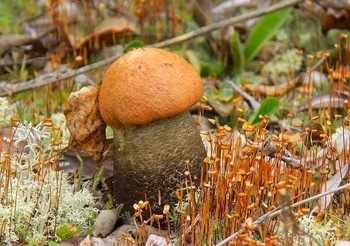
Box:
[0,17,10,24]
[249,97,279,125]
[230,32,244,75]
[244,7,292,66]
[218,87,233,102]
[200,59,223,77]
[200,63,212,77]
[207,85,233,102]
[123,39,144,53]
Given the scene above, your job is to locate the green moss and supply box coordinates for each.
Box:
[56,224,81,241]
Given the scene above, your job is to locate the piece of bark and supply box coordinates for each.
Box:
[64,86,106,161]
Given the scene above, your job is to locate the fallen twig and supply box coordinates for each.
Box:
[0,0,303,97]
[0,59,114,96]
[226,79,260,110]
[151,0,303,48]
[216,181,350,246]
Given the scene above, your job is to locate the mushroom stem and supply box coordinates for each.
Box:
[111,111,206,213]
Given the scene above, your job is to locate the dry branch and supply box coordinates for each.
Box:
[151,0,303,48]
[216,181,350,246]
[0,0,303,96]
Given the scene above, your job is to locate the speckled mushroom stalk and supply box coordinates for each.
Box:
[112,111,205,213]
[99,48,206,213]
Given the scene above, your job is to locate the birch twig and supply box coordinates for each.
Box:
[0,0,303,96]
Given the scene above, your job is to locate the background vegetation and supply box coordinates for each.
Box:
[0,0,350,245]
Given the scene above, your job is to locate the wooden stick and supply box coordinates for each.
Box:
[151,0,303,48]
[0,0,303,97]
[216,181,350,246]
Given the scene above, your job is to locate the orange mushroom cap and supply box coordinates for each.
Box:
[99,47,203,129]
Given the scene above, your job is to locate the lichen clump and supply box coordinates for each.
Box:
[0,171,98,244]
[278,215,336,245]
[0,121,97,245]
[262,48,303,76]
[0,97,16,127]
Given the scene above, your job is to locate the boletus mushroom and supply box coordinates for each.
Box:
[99,47,206,213]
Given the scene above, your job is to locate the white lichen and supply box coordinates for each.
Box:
[12,122,51,165]
[51,112,70,148]
[0,120,98,245]
[262,48,303,76]
[332,127,350,154]
[0,97,16,127]
[278,215,336,245]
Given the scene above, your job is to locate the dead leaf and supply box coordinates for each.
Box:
[64,86,106,161]
[243,78,300,97]
[296,93,347,111]
[60,140,114,180]
[203,78,249,116]
[72,17,137,52]
[311,162,349,214]
[63,16,137,57]
[320,7,350,34]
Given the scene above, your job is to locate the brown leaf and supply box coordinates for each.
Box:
[64,86,106,161]
[243,78,300,96]
[61,139,114,180]
[320,7,350,33]
[77,17,137,52]
[297,93,347,111]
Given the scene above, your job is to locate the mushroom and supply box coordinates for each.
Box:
[99,47,206,213]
